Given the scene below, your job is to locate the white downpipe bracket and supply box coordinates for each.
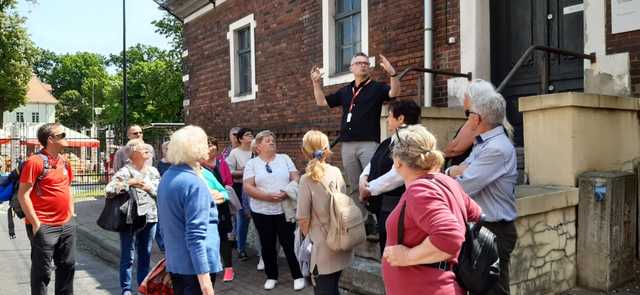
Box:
[424,0,433,107]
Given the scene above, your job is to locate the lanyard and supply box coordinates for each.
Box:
[349,78,371,113]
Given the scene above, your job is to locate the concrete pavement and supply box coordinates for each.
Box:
[0,203,120,295]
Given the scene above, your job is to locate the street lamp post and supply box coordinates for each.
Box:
[122,0,128,145]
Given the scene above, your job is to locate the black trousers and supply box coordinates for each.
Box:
[26,222,76,295]
[312,267,342,295]
[251,212,303,280]
[217,201,233,268]
[480,221,518,295]
[376,209,392,256]
[171,273,216,295]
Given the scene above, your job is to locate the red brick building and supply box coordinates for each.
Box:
[157,0,640,164]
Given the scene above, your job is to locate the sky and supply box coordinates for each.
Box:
[17,0,172,56]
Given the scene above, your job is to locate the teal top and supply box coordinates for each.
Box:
[201,168,229,201]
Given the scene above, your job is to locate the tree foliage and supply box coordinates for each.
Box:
[0,0,37,117]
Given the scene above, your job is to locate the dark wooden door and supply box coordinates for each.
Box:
[490,0,584,146]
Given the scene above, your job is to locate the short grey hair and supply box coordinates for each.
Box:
[167,125,209,166]
[254,130,276,145]
[468,80,506,127]
[124,139,148,159]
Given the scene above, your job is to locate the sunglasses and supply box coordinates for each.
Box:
[265,163,272,173]
[51,132,66,140]
[130,131,143,136]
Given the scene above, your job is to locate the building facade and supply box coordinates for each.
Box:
[160,0,640,163]
[2,75,57,128]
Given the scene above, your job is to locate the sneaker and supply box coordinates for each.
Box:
[264,279,277,290]
[238,251,249,261]
[257,256,265,271]
[293,278,306,291]
[223,267,234,282]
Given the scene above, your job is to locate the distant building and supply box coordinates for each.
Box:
[2,75,57,128]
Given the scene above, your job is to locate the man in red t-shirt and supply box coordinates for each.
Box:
[18,123,75,295]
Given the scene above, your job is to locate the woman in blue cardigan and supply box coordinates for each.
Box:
[157,125,222,295]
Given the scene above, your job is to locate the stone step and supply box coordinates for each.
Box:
[340,256,384,295]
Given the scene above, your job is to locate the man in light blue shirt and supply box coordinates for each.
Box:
[448,80,518,295]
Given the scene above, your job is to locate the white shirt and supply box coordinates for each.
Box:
[243,154,297,215]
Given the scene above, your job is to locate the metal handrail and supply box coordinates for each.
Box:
[496,45,596,93]
[397,66,472,81]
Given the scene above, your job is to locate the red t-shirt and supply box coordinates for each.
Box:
[19,152,74,226]
[382,173,482,295]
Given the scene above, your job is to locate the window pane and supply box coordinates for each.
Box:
[238,53,251,94]
[342,19,352,44]
[353,0,360,10]
[353,14,361,44]
[238,28,250,50]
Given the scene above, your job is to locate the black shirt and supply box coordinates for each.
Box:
[325,79,392,142]
[367,138,405,213]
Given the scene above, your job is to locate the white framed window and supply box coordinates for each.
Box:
[16,112,24,123]
[322,0,372,86]
[227,14,258,103]
[31,112,40,123]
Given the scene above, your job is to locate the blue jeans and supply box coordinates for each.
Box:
[119,222,157,293]
[155,222,165,252]
[233,182,250,252]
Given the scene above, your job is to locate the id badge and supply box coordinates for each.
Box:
[346,112,352,123]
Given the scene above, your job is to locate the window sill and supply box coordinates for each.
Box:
[229,90,257,103]
[323,72,354,87]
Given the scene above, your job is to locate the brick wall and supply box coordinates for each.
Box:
[182,0,460,166]
[606,0,640,97]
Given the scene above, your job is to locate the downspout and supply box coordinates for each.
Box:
[424,0,433,107]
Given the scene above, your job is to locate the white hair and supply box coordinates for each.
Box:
[125,139,148,159]
[467,80,506,128]
[166,125,209,166]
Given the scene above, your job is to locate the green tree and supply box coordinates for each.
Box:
[0,0,37,122]
[103,44,183,126]
[151,13,183,57]
[32,47,59,83]
[48,52,110,128]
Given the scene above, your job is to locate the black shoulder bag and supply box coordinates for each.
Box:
[397,177,500,294]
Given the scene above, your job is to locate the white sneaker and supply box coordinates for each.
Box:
[293,278,306,291]
[264,279,277,290]
[257,257,265,271]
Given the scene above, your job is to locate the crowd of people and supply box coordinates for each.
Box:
[14,52,518,295]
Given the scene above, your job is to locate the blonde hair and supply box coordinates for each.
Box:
[125,139,147,159]
[166,125,209,168]
[302,130,332,182]
[254,130,275,154]
[392,125,445,171]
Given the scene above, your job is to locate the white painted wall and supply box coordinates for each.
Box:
[3,103,56,126]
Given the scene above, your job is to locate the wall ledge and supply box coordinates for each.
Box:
[519,92,639,113]
[516,185,579,217]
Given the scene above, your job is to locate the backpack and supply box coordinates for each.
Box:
[397,176,500,294]
[7,151,69,239]
[313,181,366,251]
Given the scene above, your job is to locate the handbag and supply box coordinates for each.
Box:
[96,190,130,232]
[138,258,173,295]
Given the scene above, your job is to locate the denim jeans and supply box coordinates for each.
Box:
[232,182,249,252]
[119,222,157,293]
[26,221,76,295]
[155,222,165,252]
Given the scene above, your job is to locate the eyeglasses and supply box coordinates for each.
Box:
[465,110,481,120]
[352,61,370,67]
[130,131,143,136]
[393,125,409,146]
[51,132,66,140]
[265,163,272,173]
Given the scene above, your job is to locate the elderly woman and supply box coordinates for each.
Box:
[444,80,514,167]
[381,125,482,295]
[359,98,421,254]
[105,139,160,295]
[297,130,353,295]
[243,130,305,291]
[157,126,221,295]
[202,136,235,282]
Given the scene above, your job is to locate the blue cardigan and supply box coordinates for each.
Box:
[158,164,222,275]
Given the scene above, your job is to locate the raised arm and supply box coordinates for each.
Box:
[379,54,400,98]
[310,65,328,106]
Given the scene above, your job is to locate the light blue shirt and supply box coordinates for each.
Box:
[456,126,518,222]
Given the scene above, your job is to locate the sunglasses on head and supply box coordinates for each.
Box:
[51,132,66,140]
[265,163,272,173]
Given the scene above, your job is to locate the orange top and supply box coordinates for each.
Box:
[19,151,73,226]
